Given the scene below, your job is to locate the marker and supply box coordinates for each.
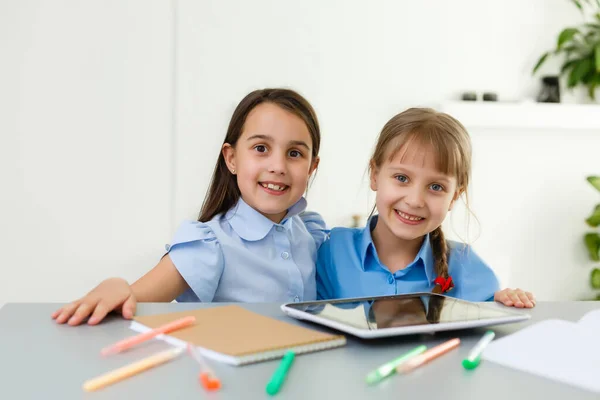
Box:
[83,347,184,392]
[187,344,221,391]
[365,345,427,385]
[266,350,295,396]
[101,316,195,356]
[396,338,460,374]
[462,330,495,370]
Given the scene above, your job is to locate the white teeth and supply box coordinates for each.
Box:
[396,210,423,221]
[262,183,286,191]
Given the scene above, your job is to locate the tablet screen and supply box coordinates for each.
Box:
[285,293,518,330]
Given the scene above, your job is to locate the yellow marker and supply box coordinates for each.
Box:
[83,347,184,392]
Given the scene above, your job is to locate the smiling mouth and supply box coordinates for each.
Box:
[260,182,289,192]
[395,210,425,221]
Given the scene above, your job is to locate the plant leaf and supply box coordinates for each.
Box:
[596,44,600,72]
[586,204,600,227]
[584,233,600,261]
[585,23,600,31]
[561,58,581,75]
[589,74,599,99]
[562,45,588,60]
[587,176,600,191]
[572,0,583,10]
[584,31,596,42]
[558,28,580,49]
[568,58,593,87]
[582,67,596,84]
[591,268,600,290]
[562,45,581,53]
[532,52,550,74]
[589,81,598,99]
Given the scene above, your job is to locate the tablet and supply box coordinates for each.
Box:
[281,293,531,339]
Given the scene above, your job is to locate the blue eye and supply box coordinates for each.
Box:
[430,183,444,192]
[289,150,302,158]
[254,145,267,153]
[395,175,408,183]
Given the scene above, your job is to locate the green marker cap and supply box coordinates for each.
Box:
[462,330,495,370]
[461,356,481,370]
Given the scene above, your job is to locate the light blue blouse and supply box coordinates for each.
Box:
[166,197,328,303]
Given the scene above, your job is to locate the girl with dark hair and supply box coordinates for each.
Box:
[53,88,327,326]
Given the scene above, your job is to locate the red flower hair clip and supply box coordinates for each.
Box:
[433,276,454,293]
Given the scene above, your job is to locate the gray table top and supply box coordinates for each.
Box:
[0,301,598,399]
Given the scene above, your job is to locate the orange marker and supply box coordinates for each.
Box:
[396,338,460,374]
[187,344,221,391]
[101,316,196,356]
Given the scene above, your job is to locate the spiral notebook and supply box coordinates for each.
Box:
[130,305,347,366]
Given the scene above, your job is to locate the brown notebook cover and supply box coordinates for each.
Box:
[132,305,346,365]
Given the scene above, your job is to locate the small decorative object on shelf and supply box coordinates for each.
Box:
[482,92,498,102]
[536,76,561,103]
[350,214,362,228]
[461,92,477,101]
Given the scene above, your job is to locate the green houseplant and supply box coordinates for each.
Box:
[532,0,600,101]
[583,176,600,299]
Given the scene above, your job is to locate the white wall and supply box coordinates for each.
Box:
[2,0,596,304]
[466,125,600,301]
[174,0,581,226]
[0,1,173,303]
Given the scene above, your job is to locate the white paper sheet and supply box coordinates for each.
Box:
[482,310,600,394]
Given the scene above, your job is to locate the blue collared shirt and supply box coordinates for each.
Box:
[316,216,500,302]
[166,197,328,303]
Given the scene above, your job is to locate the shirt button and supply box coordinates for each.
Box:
[165,244,170,251]
[294,296,300,302]
[281,251,290,260]
[276,226,284,232]
[388,275,394,284]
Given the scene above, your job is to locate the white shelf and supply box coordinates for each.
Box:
[439,101,600,131]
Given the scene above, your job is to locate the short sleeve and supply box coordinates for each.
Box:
[299,211,330,250]
[316,239,336,300]
[450,244,500,302]
[166,221,224,303]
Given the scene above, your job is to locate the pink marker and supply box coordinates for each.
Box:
[101,316,196,356]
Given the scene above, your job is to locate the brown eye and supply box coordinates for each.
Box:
[254,145,267,153]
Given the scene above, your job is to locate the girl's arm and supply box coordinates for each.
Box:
[52,255,189,326]
[131,254,188,302]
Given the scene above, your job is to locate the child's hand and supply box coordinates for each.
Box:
[51,278,136,326]
[494,288,536,308]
